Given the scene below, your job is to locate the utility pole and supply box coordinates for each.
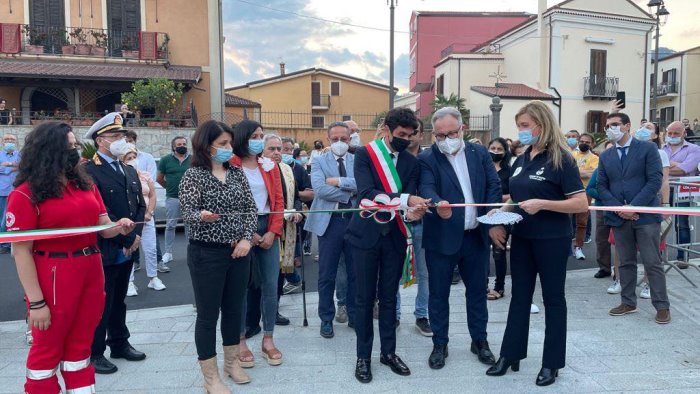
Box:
[648,0,669,125]
[388,0,396,109]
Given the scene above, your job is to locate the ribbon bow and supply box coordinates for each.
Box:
[359,194,401,224]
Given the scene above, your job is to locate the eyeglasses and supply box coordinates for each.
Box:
[433,128,461,141]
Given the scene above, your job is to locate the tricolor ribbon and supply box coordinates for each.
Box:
[359,194,402,224]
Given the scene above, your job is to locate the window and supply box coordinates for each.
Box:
[660,106,675,128]
[330,81,341,96]
[410,55,416,75]
[436,74,444,96]
[311,116,325,128]
[342,115,352,121]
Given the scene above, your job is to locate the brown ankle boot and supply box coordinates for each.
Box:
[198,357,232,394]
[223,345,251,384]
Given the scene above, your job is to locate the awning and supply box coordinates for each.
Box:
[0,59,202,84]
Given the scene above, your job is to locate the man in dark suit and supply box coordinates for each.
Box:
[418,107,502,369]
[597,112,670,324]
[346,108,430,383]
[85,113,147,374]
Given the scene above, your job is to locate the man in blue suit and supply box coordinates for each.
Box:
[418,107,503,369]
[597,112,670,324]
[304,122,357,338]
[347,108,430,383]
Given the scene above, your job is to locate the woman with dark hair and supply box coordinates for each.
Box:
[509,140,526,166]
[179,120,258,392]
[230,120,285,367]
[486,137,511,301]
[7,122,135,394]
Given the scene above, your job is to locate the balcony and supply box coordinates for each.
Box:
[0,24,169,61]
[583,76,618,99]
[652,82,679,97]
[311,94,330,110]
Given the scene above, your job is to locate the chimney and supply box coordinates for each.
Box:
[280,62,286,76]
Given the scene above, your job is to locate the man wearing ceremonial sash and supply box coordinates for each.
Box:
[346,108,429,383]
[418,107,503,370]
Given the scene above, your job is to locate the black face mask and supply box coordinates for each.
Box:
[489,152,504,162]
[579,143,590,152]
[390,136,410,153]
[66,148,81,169]
[175,146,187,155]
[314,143,322,149]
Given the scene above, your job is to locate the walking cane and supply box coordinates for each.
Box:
[298,226,309,327]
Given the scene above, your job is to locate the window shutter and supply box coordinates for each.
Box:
[331,82,340,96]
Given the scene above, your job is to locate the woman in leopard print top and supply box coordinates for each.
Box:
[178,120,257,391]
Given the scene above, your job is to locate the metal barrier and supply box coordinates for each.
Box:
[663,179,700,287]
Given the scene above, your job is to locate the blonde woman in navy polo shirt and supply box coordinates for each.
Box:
[486,101,588,387]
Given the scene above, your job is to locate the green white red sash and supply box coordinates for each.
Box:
[365,139,416,287]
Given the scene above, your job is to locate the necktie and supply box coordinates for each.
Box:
[337,158,351,210]
[617,147,627,166]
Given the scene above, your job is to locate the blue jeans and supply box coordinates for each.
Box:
[0,196,9,249]
[241,215,281,336]
[674,201,691,260]
[396,223,428,320]
[317,215,355,323]
[165,197,188,254]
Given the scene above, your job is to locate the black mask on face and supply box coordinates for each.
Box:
[314,143,322,149]
[175,146,187,155]
[489,152,504,162]
[66,148,80,169]
[579,143,590,152]
[389,135,410,153]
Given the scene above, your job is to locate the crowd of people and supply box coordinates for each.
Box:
[2,99,698,393]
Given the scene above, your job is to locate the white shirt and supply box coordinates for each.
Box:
[137,151,158,181]
[658,149,670,168]
[615,136,632,159]
[242,166,270,214]
[386,151,410,209]
[445,147,477,230]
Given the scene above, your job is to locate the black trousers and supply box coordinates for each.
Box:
[188,243,250,360]
[491,226,511,292]
[500,235,569,369]
[91,261,133,357]
[353,235,403,359]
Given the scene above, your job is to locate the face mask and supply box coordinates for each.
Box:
[126,159,139,168]
[174,146,188,155]
[66,148,81,169]
[248,139,264,155]
[566,138,578,147]
[4,143,15,152]
[314,143,322,149]
[108,138,130,157]
[330,141,349,157]
[518,129,539,145]
[300,157,309,165]
[437,137,463,155]
[605,125,624,142]
[667,136,682,145]
[212,147,233,163]
[281,154,294,164]
[578,144,590,153]
[635,128,651,142]
[389,135,410,153]
[489,152,504,162]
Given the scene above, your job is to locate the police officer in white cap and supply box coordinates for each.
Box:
[84,112,147,374]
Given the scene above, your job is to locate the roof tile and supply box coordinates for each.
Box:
[470,83,555,100]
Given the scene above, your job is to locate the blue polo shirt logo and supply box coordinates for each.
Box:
[513,167,523,177]
[530,167,546,181]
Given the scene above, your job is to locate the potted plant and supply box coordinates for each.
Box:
[70,27,90,55]
[30,110,50,125]
[146,116,163,127]
[23,25,47,54]
[90,30,108,56]
[122,78,184,127]
[79,141,97,162]
[52,30,74,55]
[157,34,170,59]
[120,35,139,58]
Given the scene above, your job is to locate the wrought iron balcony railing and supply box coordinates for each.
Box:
[583,76,619,99]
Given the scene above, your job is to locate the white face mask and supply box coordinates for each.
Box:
[605,125,624,143]
[437,136,463,155]
[126,159,138,168]
[109,138,131,157]
[330,141,349,157]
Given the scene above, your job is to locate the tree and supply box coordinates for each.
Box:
[430,94,470,122]
[121,78,184,119]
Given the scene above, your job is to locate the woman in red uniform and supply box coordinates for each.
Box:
[7,122,135,394]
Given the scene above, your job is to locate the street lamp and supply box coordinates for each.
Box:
[388,0,397,109]
[649,0,669,125]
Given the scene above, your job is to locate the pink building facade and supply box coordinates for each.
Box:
[409,11,532,117]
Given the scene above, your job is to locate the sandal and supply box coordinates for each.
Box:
[261,345,283,366]
[238,347,255,368]
[487,289,504,300]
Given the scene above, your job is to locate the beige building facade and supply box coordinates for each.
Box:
[650,46,700,128]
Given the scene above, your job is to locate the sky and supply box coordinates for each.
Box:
[222,0,698,93]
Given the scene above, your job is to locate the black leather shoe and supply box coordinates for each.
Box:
[486,357,520,376]
[380,353,411,376]
[536,367,559,386]
[355,358,372,383]
[348,320,355,329]
[110,345,146,361]
[470,340,496,365]
[594,269,611,278]
[91,356,118,374]
[244,325,261,339]
[276,313,290,326]
[428,344,448,369]
[320,320,334,338]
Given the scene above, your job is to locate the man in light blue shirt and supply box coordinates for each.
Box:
[0,133,20,252]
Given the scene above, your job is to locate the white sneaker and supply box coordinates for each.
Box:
[148,277,166,291]
[157,262,171,273]
[607,279,621,294]
[574,247,586,260]
[640,283,651,299]
[530,304,540,314]
[161,252,173,264]
[127,281,138,297]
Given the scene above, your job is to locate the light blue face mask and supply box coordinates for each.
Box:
[518,129,539,145]
[635,128,652,142]
[566,137,578,147]
[248,139,264,155]
[282,154,294,164]
[4,142,15,152]
[300,157,309,165]
[212,147,233,163]
[667,136,682,145]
